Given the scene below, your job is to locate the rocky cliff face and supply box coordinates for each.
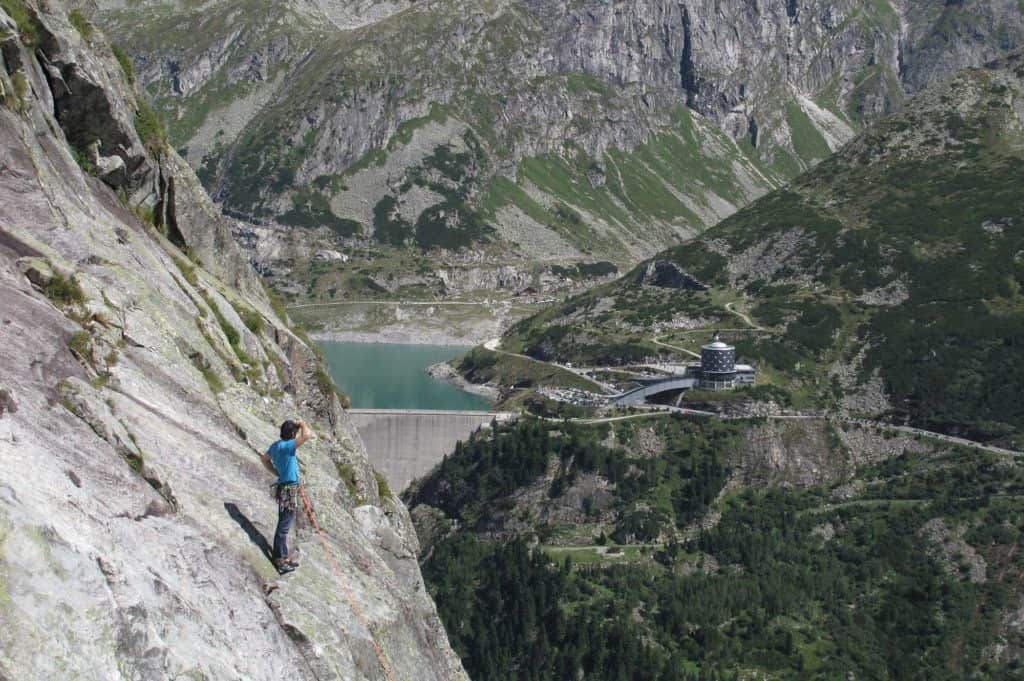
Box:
[0,3,465,678]
[81,0,1024,282]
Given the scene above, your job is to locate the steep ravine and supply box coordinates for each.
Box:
[0,3,465,679]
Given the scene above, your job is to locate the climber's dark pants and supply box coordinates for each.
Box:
[273,506,295,561]
[273,483,298,561]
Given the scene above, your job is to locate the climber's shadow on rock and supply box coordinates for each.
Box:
[224,502,273,564]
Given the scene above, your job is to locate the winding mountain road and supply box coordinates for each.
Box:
[724,301,764,330]
[481,338,611,392]
[652,337,702,359]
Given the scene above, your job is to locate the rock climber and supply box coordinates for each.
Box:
[261,419,312,574]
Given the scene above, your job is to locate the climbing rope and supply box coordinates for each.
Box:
[298,485,397,681]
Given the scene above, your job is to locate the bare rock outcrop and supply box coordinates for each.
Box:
[0,3,465,679]
[636,260,709,291]
[731,419,851,489]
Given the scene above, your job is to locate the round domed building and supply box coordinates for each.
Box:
[699,336,737,390]
[701,340,736,374]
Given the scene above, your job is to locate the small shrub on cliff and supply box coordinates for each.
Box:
[200,365,224,395]
[68,330,92,360]
[262,282,290,325]
[207,298,254,365]
[44,273,86,306]
[214,308,240,347]
[190,353,224,395]
[123,450,144,473]
[334,461,360,501]
[2,70,30,113]
[374,471,393,501]
[202,294,258,366]
[314,366,339,400]
[67,9,94,40]
[11,70,28,109]
[292,322,319,352]
[312,363,350,407]
[132,203,155,227]
[134,99,167,155]
[71,146,98,175]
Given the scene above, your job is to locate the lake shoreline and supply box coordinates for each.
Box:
[312,329,489,347]
[426,362,500,403]
[317,340,493,411]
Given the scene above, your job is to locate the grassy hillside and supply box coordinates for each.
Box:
[227,86,778,264]
[407,416,1024,679]
[500,55,1024,447]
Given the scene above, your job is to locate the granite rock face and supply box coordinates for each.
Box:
[0,4,465,679]
[90,0,1023,211]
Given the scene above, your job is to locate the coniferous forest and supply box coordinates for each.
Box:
[409,418,1024,679]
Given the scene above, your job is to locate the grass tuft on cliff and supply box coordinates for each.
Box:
[134,99,167,155]
[68,9,94,40]
[0,0,40,46]
[111,45,135,85]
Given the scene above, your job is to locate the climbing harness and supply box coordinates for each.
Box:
[298,485,397,681]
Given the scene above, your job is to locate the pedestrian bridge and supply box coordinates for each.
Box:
[613,377,698,406]
[348,409,515,492]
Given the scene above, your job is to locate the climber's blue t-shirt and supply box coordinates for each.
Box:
[269,439,299,485]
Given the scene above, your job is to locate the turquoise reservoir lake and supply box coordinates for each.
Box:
[318,342,491,411]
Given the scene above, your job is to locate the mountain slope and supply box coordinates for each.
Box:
[498,53,1024,447]
[83,0,1024,291]
[406,414,1024,679]
[0,3,464,678]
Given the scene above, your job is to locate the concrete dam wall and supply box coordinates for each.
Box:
[349,410,515,491]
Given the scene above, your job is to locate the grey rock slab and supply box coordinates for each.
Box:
[0,4,466,678]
